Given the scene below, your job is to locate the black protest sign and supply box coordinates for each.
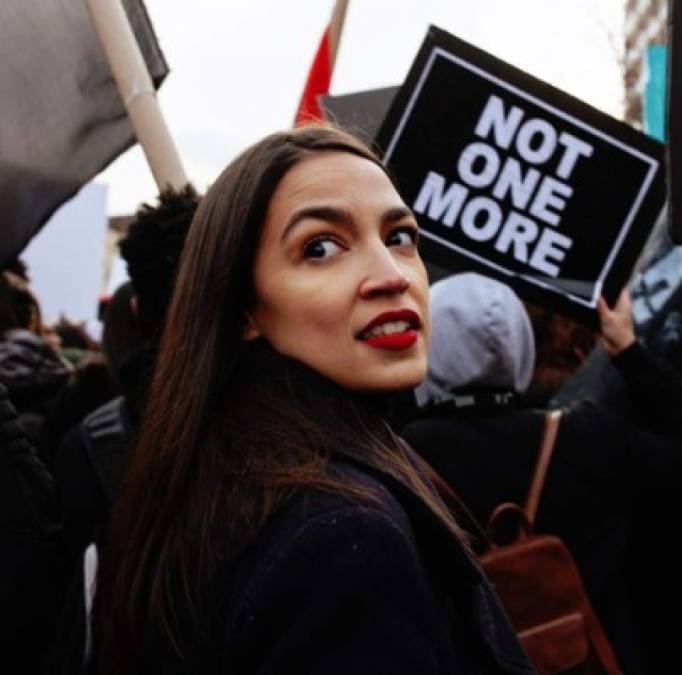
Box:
[376,26,666,325]
[320,86,398,144]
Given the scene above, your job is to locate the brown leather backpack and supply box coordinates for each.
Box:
[433,411,622,675]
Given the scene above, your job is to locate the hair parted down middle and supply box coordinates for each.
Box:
[93,124,465,672]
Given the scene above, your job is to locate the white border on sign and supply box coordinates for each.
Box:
[383,47,660,308]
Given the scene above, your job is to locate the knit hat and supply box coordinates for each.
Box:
[415,273,535,407]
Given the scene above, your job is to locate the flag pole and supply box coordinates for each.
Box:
[84,0,189,192]
[328,0,349,72]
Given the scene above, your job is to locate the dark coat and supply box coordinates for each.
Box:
[53,349,149,585]
[46,352,145,674]
[0,330,71,405]
[143,461,534,675]
[0,329,71,460]
[401,343,682,675]
[0,383,62,674]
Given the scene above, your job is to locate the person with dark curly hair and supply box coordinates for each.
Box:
[118,185,199,341]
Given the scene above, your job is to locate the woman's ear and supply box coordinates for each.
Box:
[242,313,261,341]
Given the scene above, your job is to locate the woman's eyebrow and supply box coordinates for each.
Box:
[281,204,415,242]
[281,206,352,241]
[383,206,415,224]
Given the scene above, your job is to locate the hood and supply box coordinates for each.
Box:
[0,329,72,403]
[415,273,535,407]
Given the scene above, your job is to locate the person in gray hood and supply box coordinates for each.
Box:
[414,273,535,409]
[402,272,682,675]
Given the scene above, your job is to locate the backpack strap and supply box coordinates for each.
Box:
[583,596,623,675]
[524,410,562,527]
[409,411,562,547]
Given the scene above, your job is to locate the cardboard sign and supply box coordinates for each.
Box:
[376,26,666,325]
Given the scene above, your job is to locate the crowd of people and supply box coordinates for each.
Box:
[1,123,681,674]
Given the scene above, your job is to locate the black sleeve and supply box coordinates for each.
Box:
[231,506,454,675]
[0,386,58,539]
[611,341,682,434]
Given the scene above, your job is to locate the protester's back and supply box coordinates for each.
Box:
[0,270,72,461]
[402,272,682,675]
[0,381,62,675]
[47,186,199,673]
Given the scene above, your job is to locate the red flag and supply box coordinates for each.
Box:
[294,28,332,125]
[294,1,348,126]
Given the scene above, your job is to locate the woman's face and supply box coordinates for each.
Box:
[245,151,430,392]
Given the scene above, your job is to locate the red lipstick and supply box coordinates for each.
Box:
[364,331,418,350]
[357,309,421,351]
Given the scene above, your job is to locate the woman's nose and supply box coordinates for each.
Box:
[358,246,410,299]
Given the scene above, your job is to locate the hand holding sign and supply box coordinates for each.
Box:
[597,291,636,356]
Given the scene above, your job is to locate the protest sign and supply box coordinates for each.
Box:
[376,26,666,325]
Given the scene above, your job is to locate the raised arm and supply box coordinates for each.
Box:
[598,289,682,434]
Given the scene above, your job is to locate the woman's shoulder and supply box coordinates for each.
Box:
[213,462,427,632]
[216,463,453,671]
[223,461,421,604]
[249,461,417,567]
[216,461,533,675]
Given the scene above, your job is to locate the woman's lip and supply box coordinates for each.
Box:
[357,309,421,337]
[363,330,418,351]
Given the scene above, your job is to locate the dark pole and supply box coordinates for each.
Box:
[667,0,682,243]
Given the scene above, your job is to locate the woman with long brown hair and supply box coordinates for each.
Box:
[93,125,533,674]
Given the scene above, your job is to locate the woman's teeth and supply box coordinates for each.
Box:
[363,320,412,339]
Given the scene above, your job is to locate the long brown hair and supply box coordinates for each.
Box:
[94,125,464,672]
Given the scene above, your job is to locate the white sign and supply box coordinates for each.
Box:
[23,182,108,324]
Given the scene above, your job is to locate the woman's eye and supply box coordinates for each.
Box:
[386,227,418,248]
[303,237,343,259]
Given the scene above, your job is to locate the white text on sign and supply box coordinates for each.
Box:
[413,94,594,277]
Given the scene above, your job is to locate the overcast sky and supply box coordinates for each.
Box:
[97,0,626,215]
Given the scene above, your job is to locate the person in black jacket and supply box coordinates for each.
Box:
[0,382,61,674]
[401,272,682,675]
[91,126,533,675]
[0,271,73,460]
